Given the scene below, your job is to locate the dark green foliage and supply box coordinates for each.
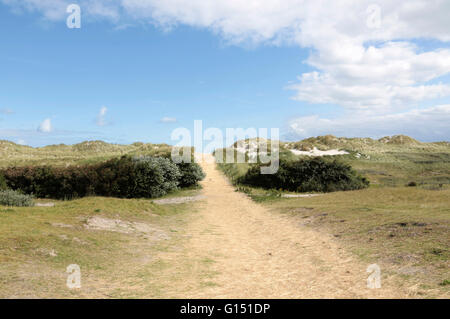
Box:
[0,173,7,191]
[0,190,34,207]
[238,157,369,193]
[176,162,206,188]
[0,156,205,199]
[133,156,181,198]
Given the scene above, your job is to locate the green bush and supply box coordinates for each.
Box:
[0,155,205,199]
[238,157,369,193]
[0,190,34,207]
[0,174,7,191]
[176,162,206,188]
[133,156,181,198]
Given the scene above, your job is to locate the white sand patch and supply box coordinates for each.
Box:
[282,194,322,198]
[84,216,169,240]
[290,147,349,157]
[35,202,55,207]
[153,195,206,205]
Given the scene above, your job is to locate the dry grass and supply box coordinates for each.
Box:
[0,192,201,298]
[254,187,450,297]
[0,140,173,168]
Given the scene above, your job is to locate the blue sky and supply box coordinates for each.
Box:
[1,1,450,146]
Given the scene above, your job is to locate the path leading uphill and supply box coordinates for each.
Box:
[164,154,407,298]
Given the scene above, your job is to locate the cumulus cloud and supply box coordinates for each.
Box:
[37,118,52,133]
[287,105,450,141]
[160,117,177,123]
[3,1,450,111]
[3,0,450,138]
[96,106,108,126]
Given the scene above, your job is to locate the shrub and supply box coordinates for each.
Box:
[0,190,34,207]
[133,156,181,198]
[0,155,205,199]
[238,157,369,193]
[0,174,7,191]
[407,181,417,187]
[176,162,206,187]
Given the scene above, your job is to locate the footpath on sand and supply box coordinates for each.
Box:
[164,154,408,298]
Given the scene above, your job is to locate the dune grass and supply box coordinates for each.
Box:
[0,140,202,298]
[236,186,450,296]
[0,191,201,298]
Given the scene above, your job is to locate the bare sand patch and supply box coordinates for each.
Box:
[282,194,322,198]
[291,147,349,156]
[84,216,169,240]
[153,195,206,205]
[35,203,55,207]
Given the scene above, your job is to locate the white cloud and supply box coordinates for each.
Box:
[96,106,108,126]
[3,0,450,139]
[37,118,52,133]
[0,108,14,115]
[287,105,450,141]
[160,117,177,123]
[3,0,450,112]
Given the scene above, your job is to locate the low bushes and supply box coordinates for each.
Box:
[0,190,34,207]
[176,162,206,188]
[133,156,181,198]
[237,157,369,192]
[0,156,205,199]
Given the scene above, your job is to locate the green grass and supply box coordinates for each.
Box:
[216,134,450,189]
[0,140,174,168]
[0,140,210,298]
[241,186,449,296]
[0,190,200,298]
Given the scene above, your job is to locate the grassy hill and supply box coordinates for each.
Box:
[219,135,450,189]
[286,135,450,188]
[0,140,173,168]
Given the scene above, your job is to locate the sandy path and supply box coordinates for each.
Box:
[168,155,407,298]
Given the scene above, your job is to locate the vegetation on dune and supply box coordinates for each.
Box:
[0,194,197,298]
[1,155,205,200]
[175,162,206,188]
[215,144,369,193]
[0,173,7,191]
[260,187,450,294]
[238,157,369,192]
[216,134,450,190]
[0,190,34,207]
[133,156,181,198]
[0,140,174,167]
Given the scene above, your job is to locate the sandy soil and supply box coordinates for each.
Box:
[166,154,409,298]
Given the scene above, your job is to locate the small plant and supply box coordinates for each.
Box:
[407,181,417,187]
[0,190,34,207]
[439,279,450,286]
